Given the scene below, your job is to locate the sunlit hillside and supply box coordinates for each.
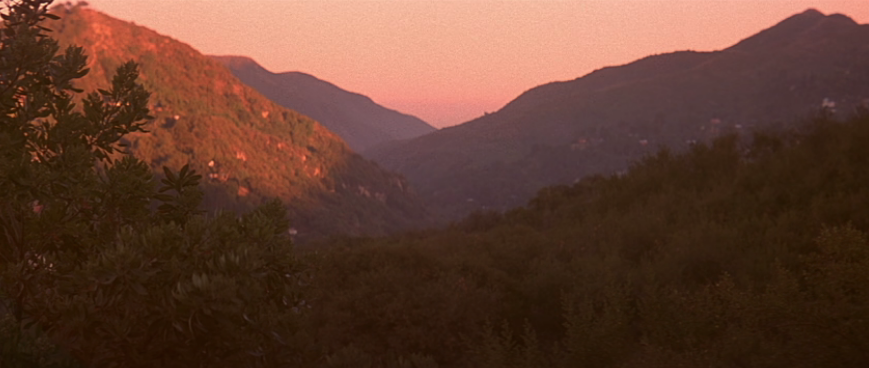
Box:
[45,3,431,239]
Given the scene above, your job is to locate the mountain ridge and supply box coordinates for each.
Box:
[731,8,857,51]
[211,55,437,153]
[369,9,869,221]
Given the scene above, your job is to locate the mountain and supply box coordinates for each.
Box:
[46,4,431,240]
[211,55,436,153]
[368,9,869,221]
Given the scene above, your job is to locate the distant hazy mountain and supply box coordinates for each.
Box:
[211,56,436,153]
[369,9,869,220]
[47,4,430,239]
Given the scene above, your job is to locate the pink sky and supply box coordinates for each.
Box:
[83,0,869,128]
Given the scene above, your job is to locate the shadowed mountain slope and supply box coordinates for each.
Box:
[47,4,430,240]
[369,9,869,221]
[211,55,436,153]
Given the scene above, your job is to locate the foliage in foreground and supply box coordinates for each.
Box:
[1,1,304,367]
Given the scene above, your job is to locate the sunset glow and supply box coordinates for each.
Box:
[83,0,869,128]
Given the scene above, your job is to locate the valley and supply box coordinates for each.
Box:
[3,1,869,367]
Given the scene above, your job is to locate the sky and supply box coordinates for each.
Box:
[81,0,869,128]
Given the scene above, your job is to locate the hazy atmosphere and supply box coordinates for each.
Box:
[85,0,869,127]
[5,0,869,367]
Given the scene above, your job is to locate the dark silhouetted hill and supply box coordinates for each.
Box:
[368,9,869,221]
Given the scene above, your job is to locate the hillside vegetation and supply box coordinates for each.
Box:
[44,4,430,240]
[300,110,869,367]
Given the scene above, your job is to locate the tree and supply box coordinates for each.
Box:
[1,1,306,367]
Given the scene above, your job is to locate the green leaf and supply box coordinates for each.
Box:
[162,166,176,183]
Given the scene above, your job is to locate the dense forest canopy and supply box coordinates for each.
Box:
[3,1,869,368]
[297,109,869,368]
